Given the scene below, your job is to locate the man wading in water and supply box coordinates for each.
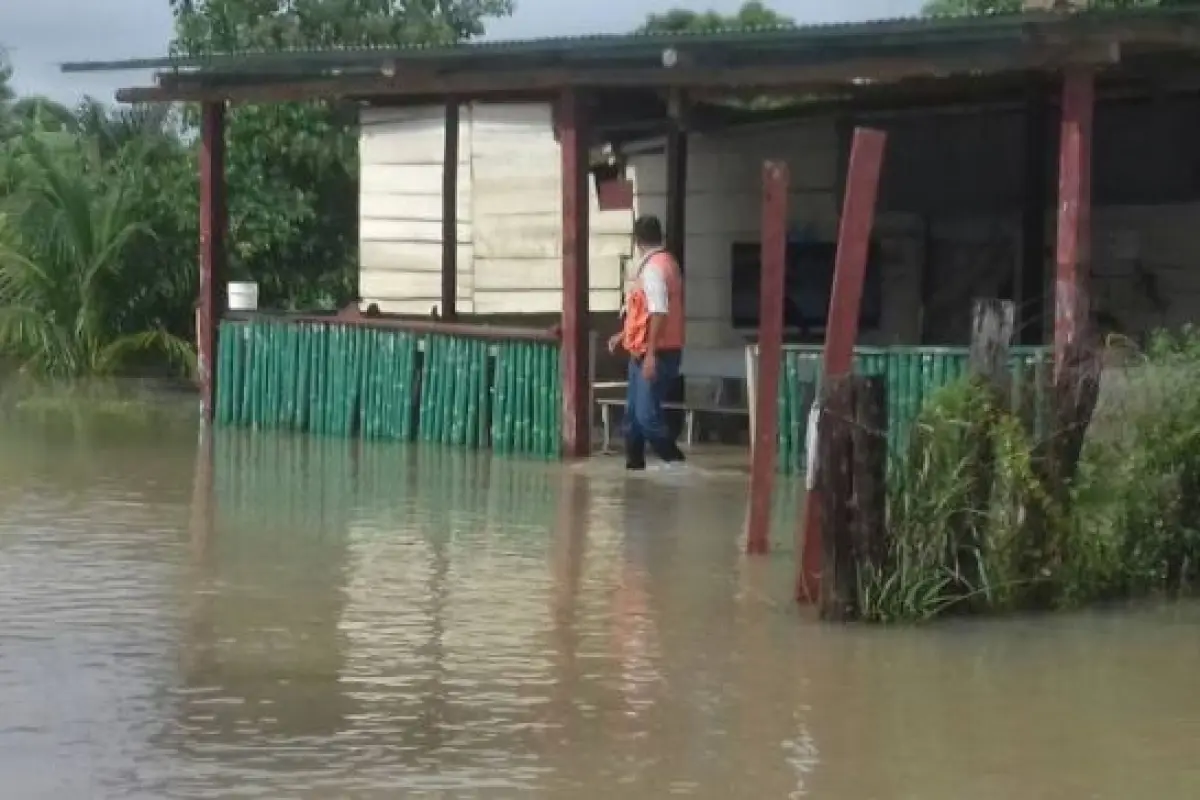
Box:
[608,215,687,471]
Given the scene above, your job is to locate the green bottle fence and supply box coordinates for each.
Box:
[773,345,1051,474]
[214,319,562,459]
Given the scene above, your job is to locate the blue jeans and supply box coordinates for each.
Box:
[624,350,682,462]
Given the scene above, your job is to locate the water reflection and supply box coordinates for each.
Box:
[2,407,1200,798]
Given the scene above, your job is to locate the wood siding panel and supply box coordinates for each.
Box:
[358,104,474,314]
[360,267,474,300]
[474,257,622,291]
[474,288,623,314]
[359,190,471,223]
[360,241,472,273]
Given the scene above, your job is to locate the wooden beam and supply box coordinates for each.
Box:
[747,161,789,557]
[115,42,1121,104]
[663,89,689,437]
[797,127,886,605]
[198,101,227,425]
[1053,66,1094,379]
[441,101,459,320]
[560,89,591,459]
[665,89,688,267]
[1019,78,1050,345]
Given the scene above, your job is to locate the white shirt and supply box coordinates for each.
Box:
[623,248,669,316]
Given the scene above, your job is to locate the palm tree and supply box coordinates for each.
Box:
[0,136,196,379]
[0,50,15,140]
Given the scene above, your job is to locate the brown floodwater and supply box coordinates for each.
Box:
[1,401,1199,799]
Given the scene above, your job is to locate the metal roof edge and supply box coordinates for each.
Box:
[61,6,1200,76]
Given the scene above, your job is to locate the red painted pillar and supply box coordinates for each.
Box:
[746,161,789,556]
[797,128,886,604]
[198,101,228,425]
[560,89,591,458]
[1054,67,1094,378]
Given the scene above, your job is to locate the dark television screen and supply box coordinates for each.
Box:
[730,240,883,330]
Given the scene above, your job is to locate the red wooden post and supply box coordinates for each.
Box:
[797,127,886,604]
[441,101,460,320]
[560,89,591,458]
[1054,67,1094,378]
[198,101,228,425]
[746,161,789,556]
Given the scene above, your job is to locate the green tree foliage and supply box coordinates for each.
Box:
[0,137,195,378]
[637,1,793,34]
[0,0,514,380]
[167,0,514,311]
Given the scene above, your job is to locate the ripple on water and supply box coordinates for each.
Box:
[2,419,1200,799]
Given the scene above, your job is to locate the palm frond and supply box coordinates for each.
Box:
[97,329,197,379]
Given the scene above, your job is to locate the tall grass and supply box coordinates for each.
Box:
[860,329,1200,623]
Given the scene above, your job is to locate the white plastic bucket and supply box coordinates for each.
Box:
[228,281,259,311]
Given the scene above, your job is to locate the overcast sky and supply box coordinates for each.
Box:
[1,0,924,104]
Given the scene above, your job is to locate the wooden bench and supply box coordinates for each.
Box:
[594,347,749,452]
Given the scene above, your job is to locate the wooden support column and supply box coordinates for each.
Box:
[798,128,886,605]
[560,89,591,458]
[1054,67,1094,378]
[746,161,789,556]
[664,90,689,434]
[665,90,688,267]
[198,101,227,425]
[441,101,460,320]
[1019,80,1050,345]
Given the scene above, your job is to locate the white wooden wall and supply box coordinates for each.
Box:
[629,117,842,349]
[359,106,473,314]
[358,102,631,315]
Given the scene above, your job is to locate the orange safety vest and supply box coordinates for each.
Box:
[621,249,685,357]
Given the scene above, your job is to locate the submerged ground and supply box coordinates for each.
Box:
[0,399,1197,799]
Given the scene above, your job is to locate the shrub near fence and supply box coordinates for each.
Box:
[215,319,562,459]
[775,345,1051,473]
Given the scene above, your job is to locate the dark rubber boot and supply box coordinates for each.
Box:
[650,438,686,464]
[625,436,647,471]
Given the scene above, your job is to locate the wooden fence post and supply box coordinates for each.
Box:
[818,375,857,621]
[970,298,1016,391]
[851,376,888,574]
[798,127,887,604]
[746,161,789,555]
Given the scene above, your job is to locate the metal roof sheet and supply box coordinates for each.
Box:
[60,7,1200,76]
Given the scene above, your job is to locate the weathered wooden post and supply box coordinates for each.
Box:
[960,298,1016,598]
[559,89,591,458]
[970,298,1017,391]
[816,373,888,622]
[198,101,228,425]
[816,375,856,621]
[1053,66,1094,381]
[746,161,789,556]
[851,376,888,575]
[798,128,887,603]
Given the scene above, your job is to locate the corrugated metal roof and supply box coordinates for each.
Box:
[60,6,1199,75]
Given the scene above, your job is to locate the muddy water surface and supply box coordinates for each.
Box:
[1,405,1198,799]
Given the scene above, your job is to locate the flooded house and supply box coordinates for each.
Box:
[62,5,1200,461]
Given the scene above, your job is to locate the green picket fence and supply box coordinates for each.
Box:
[215,319,561,459]
[775,345,1051,474]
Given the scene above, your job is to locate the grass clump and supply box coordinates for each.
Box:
[859,328,1200,623]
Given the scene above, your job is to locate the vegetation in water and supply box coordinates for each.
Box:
[861,329,1200,623]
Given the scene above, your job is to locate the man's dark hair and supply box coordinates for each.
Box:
[633,215,665,247]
